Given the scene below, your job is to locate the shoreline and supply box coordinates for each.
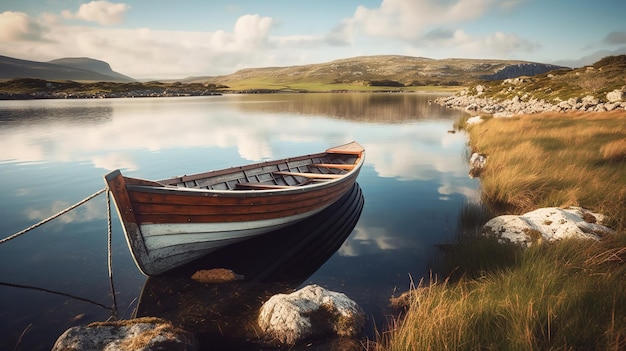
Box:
[435,85,626,117]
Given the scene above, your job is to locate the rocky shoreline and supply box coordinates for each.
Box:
[436,85,626,117]
[0,89,221,100]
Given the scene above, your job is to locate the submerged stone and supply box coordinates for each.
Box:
[191,268,244,283]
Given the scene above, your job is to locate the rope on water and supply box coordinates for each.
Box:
[106,190,119,319]
[0,188,107,244]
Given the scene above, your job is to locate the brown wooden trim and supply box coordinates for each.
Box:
[326,141,364,155]
[310,163,355,170]
[235,182,293,190]
[274,171,344,179]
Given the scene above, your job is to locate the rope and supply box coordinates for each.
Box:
[0,186,120,318]
[0,281,113,311]
[0,188,107,244]
[106,190,118,319]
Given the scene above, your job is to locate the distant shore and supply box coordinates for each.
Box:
[435,86,626,117]
[0,89,222,100]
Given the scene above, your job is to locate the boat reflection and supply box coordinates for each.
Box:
[133,183,364,348]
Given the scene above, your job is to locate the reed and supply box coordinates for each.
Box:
[467,111,626,225]
[377,111,626,350]
[377,237,626,351]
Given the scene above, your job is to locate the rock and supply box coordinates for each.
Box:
[258,284,366,345]
[482,207,615,247]
[191,268,244,283]
[607,89,626,102]
[468,152,487,178]
[52,317,198,351]
[435,89,625,116]
[466,116,484,125]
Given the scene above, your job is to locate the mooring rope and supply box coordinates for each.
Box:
[0,186,119,317]
[0,188,107,244]
[106,190,119,319]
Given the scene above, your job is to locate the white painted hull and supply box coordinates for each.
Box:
[136,206,328,269]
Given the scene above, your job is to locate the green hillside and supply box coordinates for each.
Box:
[185,55,563,92]
[469,55,626,101]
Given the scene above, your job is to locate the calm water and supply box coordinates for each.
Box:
[0,93,476,350]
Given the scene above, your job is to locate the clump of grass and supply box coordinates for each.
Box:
[377,237,626,351]
[601,139,626,162]
[466,111,626,221]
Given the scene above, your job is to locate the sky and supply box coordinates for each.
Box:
[1,0,625,79]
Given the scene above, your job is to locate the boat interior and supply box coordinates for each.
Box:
[158,152,361,191]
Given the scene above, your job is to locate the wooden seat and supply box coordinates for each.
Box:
[235,182,291,190]
[309,163,355,170]
[273,171,343,179]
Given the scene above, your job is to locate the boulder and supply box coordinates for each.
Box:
[258,284,365,345]
[468,152,487,178]
[466,116,484,125]
[607,89,626,102]
[52,317,197,351]
[483,207,615,247]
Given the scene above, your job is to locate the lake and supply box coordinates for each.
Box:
[0,93,477,350]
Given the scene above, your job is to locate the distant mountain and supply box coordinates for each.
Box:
[184,55,566,89]
[48,57,134,82]
[0,55,134,82]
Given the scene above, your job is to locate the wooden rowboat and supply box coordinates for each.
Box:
[104,141,365,276]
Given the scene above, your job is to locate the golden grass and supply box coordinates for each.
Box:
[377,110,626,351]
[467,110,626,223]
[377,237,626,351]
[602,139,626,161]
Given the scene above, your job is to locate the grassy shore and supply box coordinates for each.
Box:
[376,111,626,350]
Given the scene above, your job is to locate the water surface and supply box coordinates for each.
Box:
[0,93,476,350]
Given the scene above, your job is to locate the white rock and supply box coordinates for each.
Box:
[469,153,487,168]
[258,284,365,345]
[52,318,197,351]
[483,207,615,247]
[466,116,484,125]
[468,152,487,178]
[607,89,626,102]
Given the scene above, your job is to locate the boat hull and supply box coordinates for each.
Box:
[105,142,365,275]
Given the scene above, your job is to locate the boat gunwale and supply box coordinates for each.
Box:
[124,145,365,196]
[125,165,361,196]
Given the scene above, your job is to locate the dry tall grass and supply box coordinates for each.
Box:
[376,237,626,351]
[376,110,626,351]
[467,111,626,226]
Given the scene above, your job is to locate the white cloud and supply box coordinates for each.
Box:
[66,1,129,25]
[232,14,273,49]
[351,0,497,41]
[325,19,355,46]
[0,11,282,78]
[335,0,536,59]
[480,31,539,55]
[0,11,45,41]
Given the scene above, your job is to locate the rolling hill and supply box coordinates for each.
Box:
[184,55,565,91]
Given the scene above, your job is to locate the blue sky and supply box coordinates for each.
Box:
[1,0,625,79]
